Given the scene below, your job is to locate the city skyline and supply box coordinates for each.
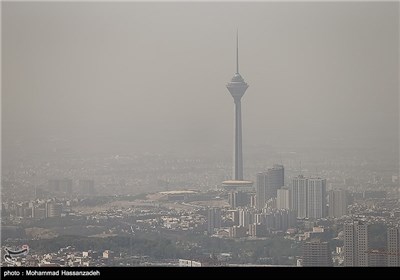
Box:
[1,1,399,269]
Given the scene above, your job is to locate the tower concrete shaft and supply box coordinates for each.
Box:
[234,99,243,180]
[226,31,248,180]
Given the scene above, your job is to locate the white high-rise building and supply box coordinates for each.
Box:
[307,178,326,219]
[291,175,308,219]
[290,176,326,219]
[344,221,369,267]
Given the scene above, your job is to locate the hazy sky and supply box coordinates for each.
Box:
[2,1,399,158]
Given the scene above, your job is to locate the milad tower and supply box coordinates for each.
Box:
[222,31,253,191]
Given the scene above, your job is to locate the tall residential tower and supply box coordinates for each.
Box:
[290,175,327,219]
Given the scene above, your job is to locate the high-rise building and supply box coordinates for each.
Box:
[328,190,348,218]
[387,227,400,267]
[290,175,326,219]
[256,173,266,210]
[344,221,369,267]
[207,208,221,234]
[266,165,285,200]
[277,187,290,210]
[222,31,253,192]
[307,178,326,219]
[291,175,308,219]
[302,240,333,267]
[256,165,284,210]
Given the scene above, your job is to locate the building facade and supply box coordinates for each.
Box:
[328,190,348,218]
[302,240,333,267]
[344,221,369,267]
[277,187,290,210]
[307,178,327,219]
[291,175,308,219]
[256,165,284,210]
[207,208,221,234]
[291,175,326,219]
[387,227,400,267]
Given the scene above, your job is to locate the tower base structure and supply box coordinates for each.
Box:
[221,180,254,192]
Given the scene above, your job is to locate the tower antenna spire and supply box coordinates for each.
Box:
[236,28,239,73]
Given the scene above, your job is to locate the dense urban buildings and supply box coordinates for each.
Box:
[2,3,399,268]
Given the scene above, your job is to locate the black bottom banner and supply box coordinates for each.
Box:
[0,266,396,279]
